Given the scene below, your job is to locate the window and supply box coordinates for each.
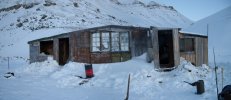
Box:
[111,32,120,51]
[180,38,194,52]
[101,32,110,51]
[120,32,129,51]
[40,40,53,55]
[92,32,100,51]
[91,32,129,52]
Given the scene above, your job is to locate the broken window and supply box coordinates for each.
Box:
[180,38,194,52]
[91,31,129,52]
[40,40,53,55]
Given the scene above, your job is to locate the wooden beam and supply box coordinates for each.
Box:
[151,27,160,69]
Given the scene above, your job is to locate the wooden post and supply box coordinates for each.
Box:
[150,27,160,69]
[124,74,131,100]
[172,28,180,66]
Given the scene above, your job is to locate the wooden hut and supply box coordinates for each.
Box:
[28,25,208,69]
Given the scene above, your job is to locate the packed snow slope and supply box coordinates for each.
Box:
[182,6,231,63]
[1,54,230,100]
[0,0,192,58]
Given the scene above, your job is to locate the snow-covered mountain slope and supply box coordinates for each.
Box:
[0,0,192,58]
[182,6,231,63]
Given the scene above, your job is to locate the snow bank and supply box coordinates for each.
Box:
[51,62,86,87]
[21,56,59,76]
[9,54,223,100]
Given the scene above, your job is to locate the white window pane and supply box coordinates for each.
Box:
[120,32,129,51]
[111,32,120,51]
[92,32,100,52]
[101,32,110,51]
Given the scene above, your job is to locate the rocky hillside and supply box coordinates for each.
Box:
[0,0,192,58]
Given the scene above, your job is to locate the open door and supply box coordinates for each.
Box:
[158,30,174,68]
[59,38,69,65]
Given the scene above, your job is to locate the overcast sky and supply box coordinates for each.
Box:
[153,0,231,21]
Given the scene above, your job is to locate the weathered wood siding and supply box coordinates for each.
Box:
[150,27,160,68]
[29,25,149,64]
[179,33,208,66]
[71,31,91,63]
[29,42,49,63]
[130,29,148,57]
[172,29,180,66]
[53,38,59,62]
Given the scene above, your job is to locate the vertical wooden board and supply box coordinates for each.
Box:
[69,32,75,61]
[53,38,59,63]
[29,43,40,63]
[196,37,203,66]
[173,29,180,66]
[151,27,160,68]
[203,38,208,64]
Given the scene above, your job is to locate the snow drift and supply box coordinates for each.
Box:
[183,6,231,63]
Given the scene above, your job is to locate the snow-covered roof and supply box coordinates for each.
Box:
[179,30,207,37]
[28,25,149,43]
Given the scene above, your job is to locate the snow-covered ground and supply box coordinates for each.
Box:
[0,54,230,100]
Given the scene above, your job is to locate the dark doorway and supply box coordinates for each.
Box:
[59,38,69,65]
[158,30,174,68]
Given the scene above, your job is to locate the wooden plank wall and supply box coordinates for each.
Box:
[179,33,208,66]
[29,42,50,63]
[53,38,59,62]
[130,29,148,57]
[72,31,91,63]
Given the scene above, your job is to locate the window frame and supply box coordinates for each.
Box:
[90,31,130,52]
[179,38,195,52]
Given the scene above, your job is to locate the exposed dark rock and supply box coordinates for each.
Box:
[81,19,86,22]
[41,14,47,19]
[43,0,56,6]
[16,23,23,27]
[73,2,79,7]
[108,15,116,19]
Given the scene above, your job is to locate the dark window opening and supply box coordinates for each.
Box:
[40,40,53,55]
[180,38,194,52]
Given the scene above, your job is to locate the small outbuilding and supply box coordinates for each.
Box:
[28,25,208,69]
